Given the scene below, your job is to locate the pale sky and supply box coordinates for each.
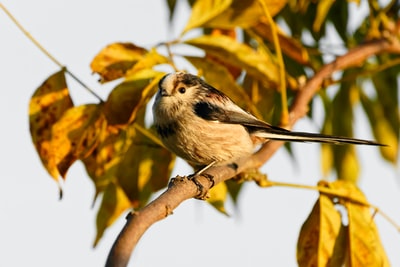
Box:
[1,1,399,266]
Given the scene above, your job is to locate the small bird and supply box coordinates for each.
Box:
[153,72,383,175]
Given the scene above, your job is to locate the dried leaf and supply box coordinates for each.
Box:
[94,182,131,246]
[90,42,148,83]
[297,195,344,267]
[125,48,169,77]
[51,104,106,178]
[29,69,73,180]
[185,35,279,87]
[104,69,164,125]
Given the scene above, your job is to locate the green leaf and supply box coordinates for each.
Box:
[29,69,73,181]
[359,91,398,164]
[185,35,279,87]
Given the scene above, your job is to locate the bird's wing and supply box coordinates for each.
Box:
[193,100,287,131]
[193,101,384,146]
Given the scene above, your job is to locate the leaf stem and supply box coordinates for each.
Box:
[0,3,104,103]
[265,180,400,231]
[258,0,288,125]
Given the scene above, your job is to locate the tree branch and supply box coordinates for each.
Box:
[105,37,400,267]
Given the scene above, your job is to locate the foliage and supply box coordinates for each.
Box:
[27,0,399,264]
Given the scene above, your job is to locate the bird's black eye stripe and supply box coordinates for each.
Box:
[178,87,186,94]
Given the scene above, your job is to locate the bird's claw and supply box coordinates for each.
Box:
[188,173,215,200]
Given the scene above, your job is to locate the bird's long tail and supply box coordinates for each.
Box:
[254,128,385,146]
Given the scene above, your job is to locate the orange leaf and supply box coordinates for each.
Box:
[29,69,73,180]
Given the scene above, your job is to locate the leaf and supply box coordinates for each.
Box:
[82,126,127,195]
[359,91,398,164]
[297,195,344,267]
[183,0,232,33]
[90,42,148,83]
[313,0,335,32]
[29,69,73,180]
[183,0,287,32]
[207,181,229,215]
[94,182,131,246]
[116,125,175,208]
[185,56,261,117]
[104,69,164,125]
[185,35,279,87]
[242,73,277,122]
[330,79,360,182]
[328,181,390,267]
[125,48,169,77]
[252,20,310,65]
[51,104,106,178]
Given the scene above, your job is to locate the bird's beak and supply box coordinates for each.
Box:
[160,88,169,97]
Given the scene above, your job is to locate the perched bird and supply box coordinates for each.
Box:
[152,72,383,175]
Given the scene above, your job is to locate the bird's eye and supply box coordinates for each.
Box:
[178,87,186,94]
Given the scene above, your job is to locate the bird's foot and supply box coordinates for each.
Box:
[188,173,215,200]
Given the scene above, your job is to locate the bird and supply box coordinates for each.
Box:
[152,71,384,177]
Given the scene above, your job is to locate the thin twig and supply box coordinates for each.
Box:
[0,3,104,103]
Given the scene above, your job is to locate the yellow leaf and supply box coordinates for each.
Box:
[82,126,127,194]
[185,35,279,87]
[242,73,277,122]
[116,125,175,208]
[313,0,335,32]
[183,0,232,33]
[93,182,131,247]
[207,181,229,215]
[104,69,164,125]
[125,48,169,76]
[297,195,344,267]
[90,42,148,83]
[183,0,287,33]
[29,69,73,180]
[51,104,106,178]
[329,181,390,267]
[334,146,360,183]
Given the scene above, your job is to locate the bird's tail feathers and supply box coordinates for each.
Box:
[254,129,385,146]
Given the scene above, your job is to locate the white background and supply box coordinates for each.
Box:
[0,1,399,266]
